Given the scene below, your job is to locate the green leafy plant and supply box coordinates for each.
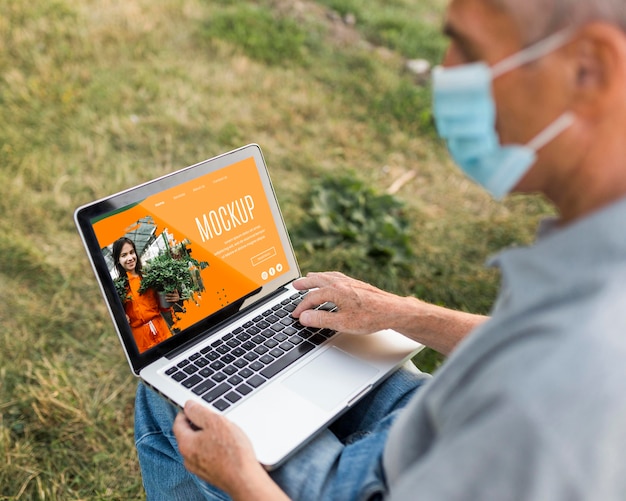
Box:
[138,239,208,301]
[295,173,414,269]
[113,276,131,303]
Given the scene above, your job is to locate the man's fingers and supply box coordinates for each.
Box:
[292,288,329,318]
[292,275,322,291]
[292,273,349,317]
[173,410,198,448]
[297,308,337,330]
[173,410,190,432]
[183,400,216,429]
[293,271,346,290]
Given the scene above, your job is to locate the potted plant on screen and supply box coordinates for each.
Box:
[113,275,131,303]
[138,237,208,309]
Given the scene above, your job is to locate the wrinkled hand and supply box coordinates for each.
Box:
[165,290,180,303]
[292,271,403,335]
[173,401,271,497]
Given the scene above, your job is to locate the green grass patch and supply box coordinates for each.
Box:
[316,0,448,61]
[373,80,436,137]
[199,3,318,66]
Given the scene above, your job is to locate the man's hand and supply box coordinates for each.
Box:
[292,271,487,355]
[292,271,404,335]
[173,401,290,500]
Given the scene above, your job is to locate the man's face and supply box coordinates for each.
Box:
[441,0,572,194]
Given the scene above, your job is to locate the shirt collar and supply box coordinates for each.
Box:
[489,196,626,271]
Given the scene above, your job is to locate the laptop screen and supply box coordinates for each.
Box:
[75,145,300,372]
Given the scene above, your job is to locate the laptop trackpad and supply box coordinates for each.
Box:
[282,347,379,412]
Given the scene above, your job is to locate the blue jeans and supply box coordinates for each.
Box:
[135,368,428,501]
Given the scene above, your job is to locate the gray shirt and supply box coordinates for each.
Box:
[384,197,626,500]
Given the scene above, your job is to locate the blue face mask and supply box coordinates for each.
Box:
[433,30,575,199]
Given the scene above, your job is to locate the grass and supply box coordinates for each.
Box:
[0,0,554,498]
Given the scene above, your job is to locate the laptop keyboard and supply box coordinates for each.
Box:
[164,290,337,412]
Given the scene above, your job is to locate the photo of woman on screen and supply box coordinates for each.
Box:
[112,237,180,352]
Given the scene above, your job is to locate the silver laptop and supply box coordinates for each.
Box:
[74,143,422,469]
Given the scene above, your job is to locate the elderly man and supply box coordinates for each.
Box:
[135,0,626,499]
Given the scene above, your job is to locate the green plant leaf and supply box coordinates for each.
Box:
[294,172,414,271]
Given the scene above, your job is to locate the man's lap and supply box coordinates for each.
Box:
[135,367,428,501]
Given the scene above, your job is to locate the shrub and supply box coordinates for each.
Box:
[294,173,414,272]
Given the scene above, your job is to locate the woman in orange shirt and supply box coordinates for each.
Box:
[112,237,179,353]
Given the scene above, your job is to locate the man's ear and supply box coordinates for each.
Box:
[570,23,626,118]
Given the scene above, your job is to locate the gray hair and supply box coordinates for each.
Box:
[487,0,626,43]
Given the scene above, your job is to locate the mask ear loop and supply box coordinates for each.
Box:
[525,112,575,152]
[488,29,577,152]
[491,28,576,79]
